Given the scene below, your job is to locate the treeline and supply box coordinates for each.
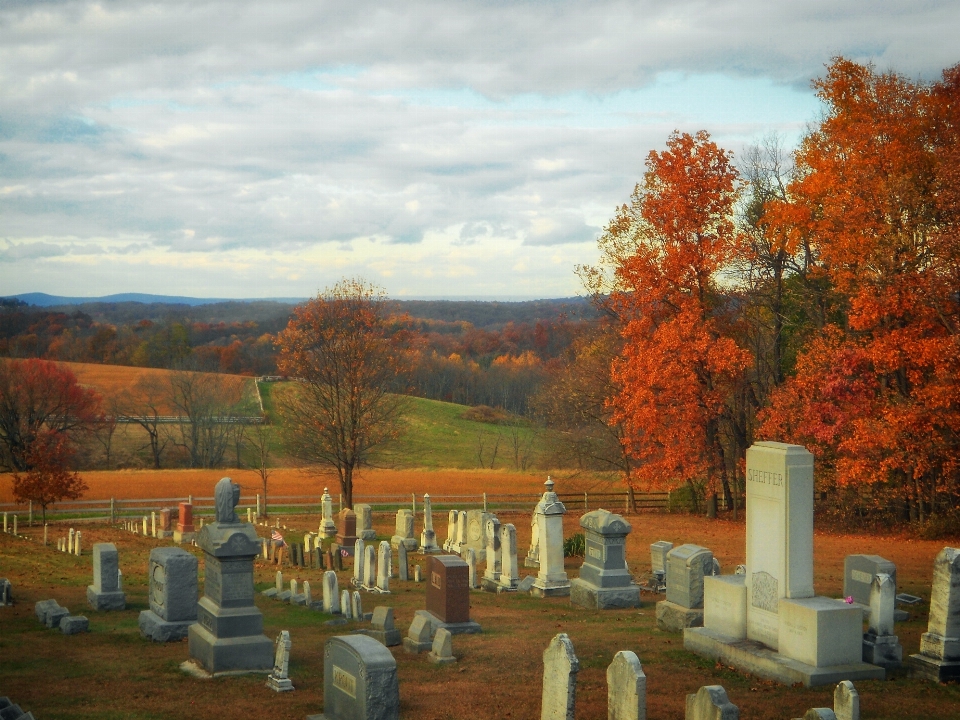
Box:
[548,58,960,532]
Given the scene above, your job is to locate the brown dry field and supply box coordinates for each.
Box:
[2,499,959,719]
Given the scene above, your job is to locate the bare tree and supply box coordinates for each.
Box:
[119,375,169,469]
[243,419,273,518]
[167,369,245,469]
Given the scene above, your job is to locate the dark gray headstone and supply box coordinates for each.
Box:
[139,547,199,642]
[87,543,126,611]
[843,554,896,605]
[665,544,713,609]
[307,634,399,720]
[60,615,89,634]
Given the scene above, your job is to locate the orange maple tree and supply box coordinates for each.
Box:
[601,130,750,508]
[12,432,88,524]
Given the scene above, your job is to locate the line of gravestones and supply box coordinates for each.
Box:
[10,443,960,715]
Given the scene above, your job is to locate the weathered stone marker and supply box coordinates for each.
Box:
[353,538,365,587]
[862,573,902,669]
[306,634,399,720]
[499,523,520,591]
[187,477,273,675]
[87,543,126,611]
[376,541,391,593]
[650,540,673,578]
[657,544,712,631]
[607,650,646,720]
[570,509,639,610]
[420,493,441,553]
[908,546,960,682]
[139,547,198,642]
[532,478,570,597]
[362,606,401,646]
[266,630,294,692]
[541,633,578,720]
[402,614,434,654]
[390,509,417,552]
[320,488,338,538]
[323,570,341,614]
[427,627,456,665]
[355,503,376,541]
[685,685,739,720]
[833,680,859,720]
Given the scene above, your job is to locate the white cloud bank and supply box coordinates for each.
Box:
[1,1,957,298]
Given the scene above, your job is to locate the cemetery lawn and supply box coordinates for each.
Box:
[3,508,960,719]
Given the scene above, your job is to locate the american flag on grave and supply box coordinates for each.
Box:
[271,530,285,546]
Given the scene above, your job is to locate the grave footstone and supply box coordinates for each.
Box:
[173,501,196,544]
[355,504,376,541]
[87,543,126,611]
[427,627,456,665]
[59,615,89,635]
[657,544,712,631]
[541,633,578,720]
[320,488,338,538]
[834,681,859,720]
[403,614,434,654]
[336,509,358,553]
[571,509,639,610]
[418,554,481,634]
[35,599,60,624]
[266,630,294,692]
[685,685,739,720]
[607,650,646,720]
[908,546,960,682]
[139,547,199,642]
[305,634,399,720]
[361,606,401,646]
[390,509,418,552]
[187,476,273,675]
[531,478,570,597]
[862,573,902,669]
[420,494,441,553]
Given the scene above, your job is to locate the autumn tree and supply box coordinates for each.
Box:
[0,358,103,472]
[12,432,88,524]
[242,417,273,518]
[118,374,169,469]
[596,130,749,510]
[167,368,246,469]
[275,278,410,508]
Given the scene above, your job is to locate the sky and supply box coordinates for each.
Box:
[1,2,958,301]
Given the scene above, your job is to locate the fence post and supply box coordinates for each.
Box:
[256,493,261,519]
[483,492,487,513]
[188,494,193,505]
[338,493,342,514]
[28,500,33,526]
[584,492,588,511]
[110,498,116,523]
[412,493,416,516]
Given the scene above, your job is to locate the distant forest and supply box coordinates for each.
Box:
[0,296,598,415]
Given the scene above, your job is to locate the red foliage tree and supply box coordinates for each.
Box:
[12,432,88,524]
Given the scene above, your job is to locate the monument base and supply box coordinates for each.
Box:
[862,633,903,669]
[355,628,401,647]
[481,577,518,593]
[266,675,294,692]
[684,626,885,687]
[390,536,419,552]
[656,600,703,632]
[156,530,172,540]
[428,651,456,665]
[416,609,482,636]
[173,530,196,544]
[530,578,570,598]
[86,586,126,612]
[570,579,640,610]
[187,624,273,675]
[907,653,960,683]
[139,609,193,642]
[524,557,540,569]
[403,637,433,654]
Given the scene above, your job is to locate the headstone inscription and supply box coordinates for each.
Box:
[907,546,960,682]
[187,477,273,675]
[139,547,198,642]
[320,488,338,538]
[305,634,399,720]
[173,501,195,544]
[570,509,639,610]
[355,504,376,541]
[685,685,739,720]
[87,543,126,611]
[420,494,441,553]
[657,544,712,631]
[417,554,481,635]
[531,478,570,597]
[541,633,578,720]
[336,508,358,553]
[607,650,646,720]
[266,630,294,692]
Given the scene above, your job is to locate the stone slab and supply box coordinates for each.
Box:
[569,578,640,610]
[59,615,89,634]
[139,609,194,642]
[778,597,863,668]
[907,652,960,683]
[187,623,273,675]
[656,600,703,632]
[517,576,536,593]
[704,575,747,641]
[86,587,126,612]
[415,609,482,636]
[684,626,885,688]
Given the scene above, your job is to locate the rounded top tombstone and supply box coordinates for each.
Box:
[214,477,241,524]
[579,508,631,536]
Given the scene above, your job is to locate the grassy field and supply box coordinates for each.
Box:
[1,509,957,719]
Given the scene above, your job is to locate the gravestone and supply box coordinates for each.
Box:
[398,544,409,582]
[908,546,960,682]
[418,554,481,634]
[305,634,399,720]
[862,573,902,669]
[305,581,314,607]
[87,543,126,611]
[420,494,441,553]
[290,578,307,606]
[570,509,639,610]
[336,509,358,553]
[499,523,520,591]
[449,510,468,555]
[526,508,541,568]
[685,685,739,720]
[390,509,417,552]
[355,504,376,541]
[834,681,859,720]
[323,571,342,614]
[481,517,502,591]
[332,542,344,571]
[320,488,338,538]
[427,627,456,665]
[607,650,645,720]
[531,479,570,597]
[0,578,11,606]
[352,591,364,622]
[651,540,673,580]
[443,510,457,552]
[541,633,578,720]
[414,564,422,582]
[158,508,173,539]
[465,509,495,562]
[466,549,478,589]
[657,544,712,631]
[363,545,377,590]
[376,541,391,593]
[187,477,273,675]
[353,539,365,587]
[266,630,293,692]
[844,555,897,606]
[362,606,401,646]
[403,614,434,654]
[139,547,198,642]
[341,590,351,618]
[687,442,882,687]
[173,502,196,544]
